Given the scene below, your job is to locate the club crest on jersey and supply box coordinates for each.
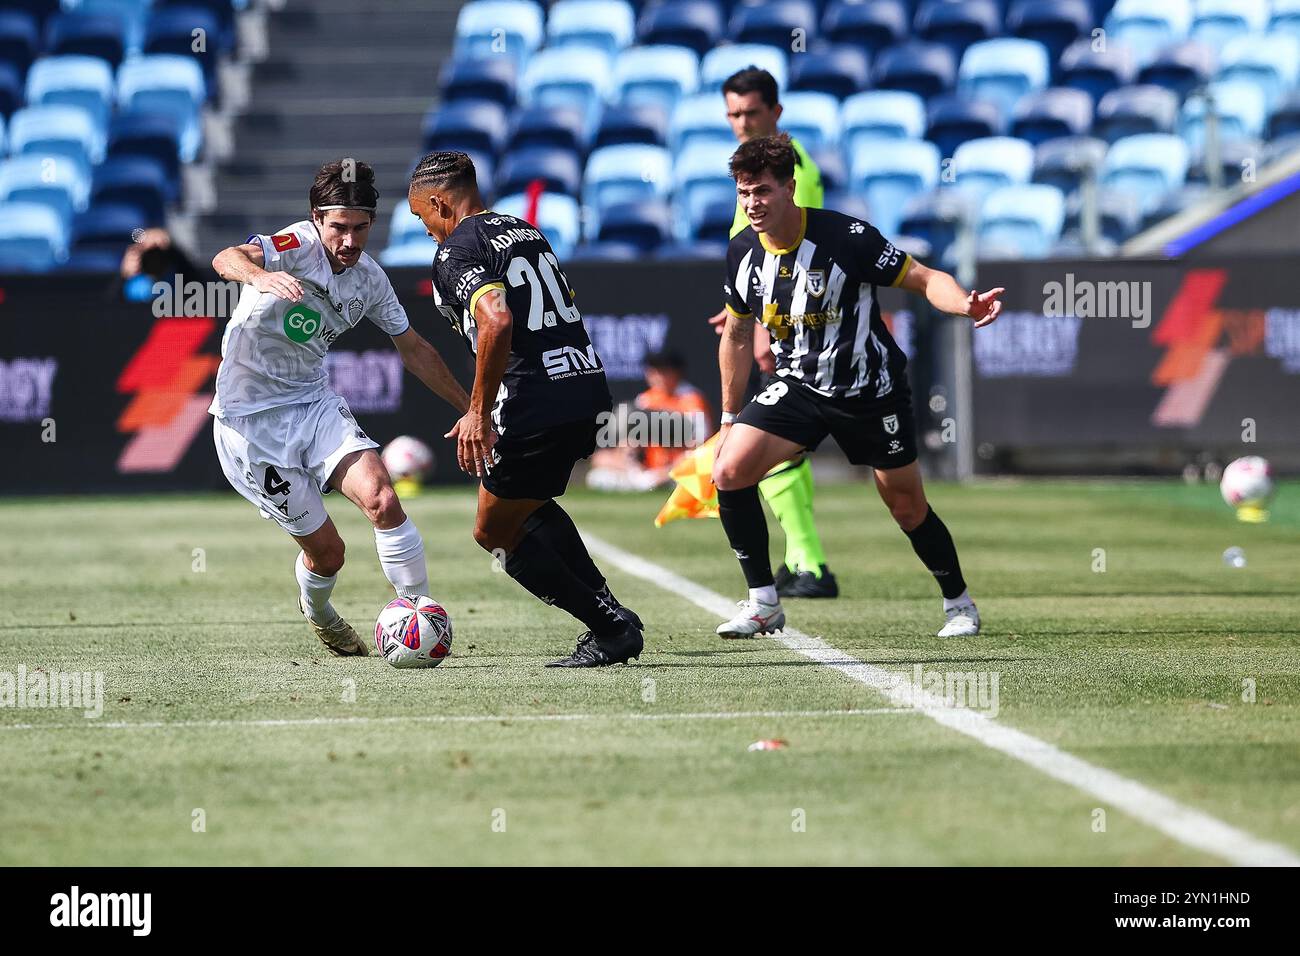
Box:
[750,273,767,297]
[347,298,364,323]
[805,269,826,297]
[271,233,300,251]
[883,414,899,435]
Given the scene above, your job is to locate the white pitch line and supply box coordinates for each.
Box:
[0,707,914,732]
[583,532,1300,867]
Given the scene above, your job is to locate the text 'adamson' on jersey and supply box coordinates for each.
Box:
[430,211,612,435]
[723,207,913,401]
[210,219,411,418]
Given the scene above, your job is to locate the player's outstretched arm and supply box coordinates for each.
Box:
[899,260,1004,328]
[392,328,470,416]
[718,307,755,442]
[444,288,511,477]
[212,242,303,302]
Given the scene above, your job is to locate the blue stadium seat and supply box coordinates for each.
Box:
[669,92,732,153]
[1136,181,1208,231]
[953,136,1034,200]
[1269,90,1300,140]
[421,99,508,155]
[107,110,183,182]
[1190,0,1267,53]
[454,0,545,66]
[440,56,518,107]
[925,93,1003,157]
[494,145,583,197]
[70,200,145,252]
[1136,40,1215,101]
[1179,79,1267,148]
[957,38,1049,113]
[583,143,673,216]
[915,0,1000,63]
[595,199,672,250]
[0,11,41,79]
[45,10,126,67]
[654,239,730,260]
[693,196,734,242]
[811,144,847,193]
[1216,34,1300,113]
[611,45,699,111]
[699,44,788,93]
[1010,87,1092,145]
[729,1,818,49]
[569,240,643,261]
[1007,0,1093,77]
[493,192,582,258]
[779,90,840,150]
[154,0,236,38]
[1032,135,1107,194]
[0,199,67,269]
[9,103,104,167]
[1094,85,1178,142]
[0,154,90,222]
[519,46,611,131]
[60,247,128,271]
[1262,131,1300,166]
[547,0,636,56]
[673,140,738,242]
[143,6,229,93]
[872,40,954,99]
[1187,139,1261,186]
[1064,186,1143,243]
[0,62,19,118]
[841,90,926,155]
[823,189,871,223]
[978,183,1065,257]
[593,100,669,149]
[1101,133,1190,211]
[90,155,172,223]
[458,149,497,199]
[1270,0,1300,40]
[387,208,430,246]
[848,138,941,236]
[117,55,205,162]
[898,187,975,265]
[637,2,724,58]
[507,105,589,155]
[379,234,439,268]
[821,0,908,56]
[788,43,869,100]
[24,55,114,127]
[69,0,153,57]
[1059,36,1138,106]
[1103,0,1192,66]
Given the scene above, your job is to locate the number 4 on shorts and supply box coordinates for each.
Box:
[263,465,292,497]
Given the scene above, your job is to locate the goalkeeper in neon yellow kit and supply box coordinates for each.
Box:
[704,67,837,599]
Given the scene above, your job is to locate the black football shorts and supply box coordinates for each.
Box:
[481,417,601,500]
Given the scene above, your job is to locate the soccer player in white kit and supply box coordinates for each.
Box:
[209,160,469,656]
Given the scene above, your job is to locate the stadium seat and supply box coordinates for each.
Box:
[788,43,869,100]
[1059,37,1138,106]
[669,92,732,153]
[1190,0,1267,53]
[673,140,739,241]
[595,199,672,251]
[107,110,182,182]
[24,55,114,127]
[637,2,724,58]
[841,90,926,156]
[811,144,847,193]
[821,0,909,56]
[872,40,954,99]
[957,38,1049,114]
[1032,134,1108,194]
[1216,34,1300,113]
[0,62,19,118]
[822,189,871,223]
[379,234,439,268]
[1101,133,1190,210]
[143,6,229,94]
[654,239,729,260]
[457,149,497,199]
[1187,139,1262,186]
[848,138,941,236]
[9,103,104,167]
[507,105,589,155]
[692,196,734,242]
[1007,0,1093,77]
[440,56,518,107]
[1270,0,1300,40]
[494,146,583,197]
[730,1,818,49]
[611,45,699,112]
[494,192,582,258]
[915,0,1000,63]
[898,187,976,265]
[1010,87,1092,146]
[1094,85,1178,142]
[71,0,153,56]
[1262,130,1300,166]
[90,155,172,223]
[925,93,1004,157]
[1268,90,1300,141]
[952,136,1035,200]
[569,240,643,261]
[0,11,40,81]
[779,90,840,151]
[387,208,429,247]
[421,98,508,156]
[519,46,612,131]
[1103,0,1192,66]
[60,246,128,271]
[1135,40,1216,101]
[1179,79,1267,148]
[70,200,145,252]
[0,199,66,270]
[454,0,545,66]
[583,143,673,218]
[592,100,669,149]
[1136,181,1209,231]
[117,56,205,162]
[699,44,788,94]
[45,10,126,68]
[978,183,1065,257]
[547,0,636,56]
[0,153,90,222]
[1064,187,1143,243]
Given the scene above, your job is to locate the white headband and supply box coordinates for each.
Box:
[315,205,376,212]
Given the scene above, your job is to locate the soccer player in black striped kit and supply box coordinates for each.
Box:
[712,134,1003,639]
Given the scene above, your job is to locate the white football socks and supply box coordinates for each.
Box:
[374,516,430,600]
[750,585,779,606]
[295,551,339,625]
[943,588,973,612]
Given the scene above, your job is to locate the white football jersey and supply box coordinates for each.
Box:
[209,219,410,418]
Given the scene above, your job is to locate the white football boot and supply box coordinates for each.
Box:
[716,599,786,639]
[937,601,980,638]
[299,598,370,656]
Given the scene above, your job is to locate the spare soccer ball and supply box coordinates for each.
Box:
[1220,456,1274,512]
[374,596,452,668]
[382,435,434,482]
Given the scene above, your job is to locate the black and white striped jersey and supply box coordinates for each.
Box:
[723,207,913,400]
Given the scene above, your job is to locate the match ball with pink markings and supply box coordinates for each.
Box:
[375,596,452,668]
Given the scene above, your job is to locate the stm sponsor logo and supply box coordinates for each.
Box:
[50,886,151,936]
[542,344,602,379]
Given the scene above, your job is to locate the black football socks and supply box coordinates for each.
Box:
[717,485,775,589]
[903,506,968,600]
[504,511,625,637]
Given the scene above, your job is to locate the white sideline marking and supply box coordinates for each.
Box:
[583,533,1300,867]
[0,707,913,732]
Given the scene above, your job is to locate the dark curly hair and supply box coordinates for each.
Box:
[309,158,378,211]
[729,132,796,184]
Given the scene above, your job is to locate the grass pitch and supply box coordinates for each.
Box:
[1,478,1297,865]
